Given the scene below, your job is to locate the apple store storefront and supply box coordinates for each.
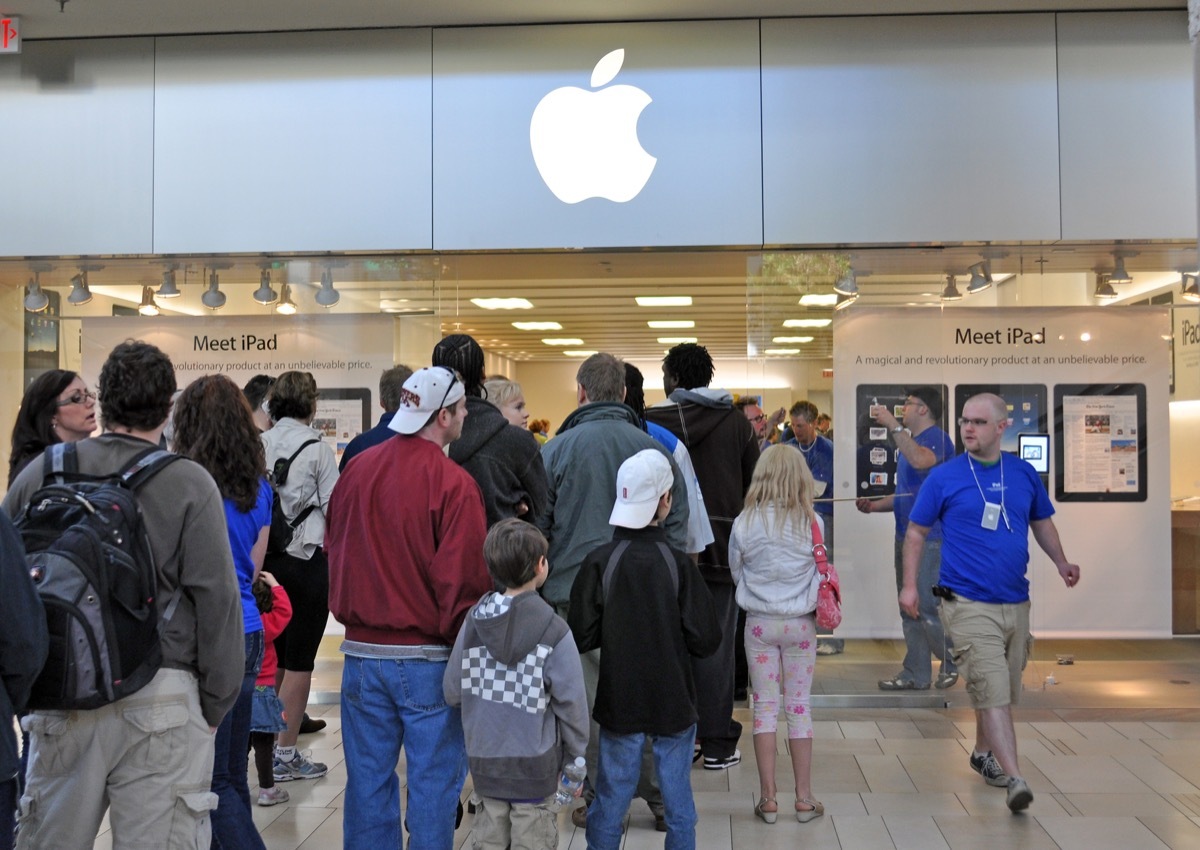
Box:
[2,10,1200,688]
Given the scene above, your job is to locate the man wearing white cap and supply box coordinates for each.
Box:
[568,449,720,850]
[326,366,492,850]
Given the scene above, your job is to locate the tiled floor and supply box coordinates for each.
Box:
[92,637,1200,849]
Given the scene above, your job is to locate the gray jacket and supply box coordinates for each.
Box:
[536,402,690,607]
[444,591,588,801]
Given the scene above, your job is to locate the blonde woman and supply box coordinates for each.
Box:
[482,377,529,429]
[729,445,824,825]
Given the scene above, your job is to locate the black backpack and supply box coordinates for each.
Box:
[15,442,181,711]
[267,439,321,555]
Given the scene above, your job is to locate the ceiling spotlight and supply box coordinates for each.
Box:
[276,284,297,315]
[253,270,278,305]
[1094,274,1118,301]
[941,275,963,301]
[834,292,858,311]
[24,275,49,313]
[315,269,340,308]
[1108,254,1132,284]
[967,262,993,294]
[833,270,858,296]
[156,268,181,298]
[67,271,93,306]
[201,271,226,310]
[1181,273,1200,303]
[138,285,160,316]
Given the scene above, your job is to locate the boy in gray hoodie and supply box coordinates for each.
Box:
[445,519,589,849]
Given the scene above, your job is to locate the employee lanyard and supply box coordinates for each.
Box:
[967,454,1012,531]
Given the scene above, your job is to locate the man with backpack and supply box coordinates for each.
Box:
[3,341,243,849]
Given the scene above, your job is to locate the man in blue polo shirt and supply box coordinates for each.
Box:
[856,386,958,691]
[903,393,1080,814]
[339,364,412,471]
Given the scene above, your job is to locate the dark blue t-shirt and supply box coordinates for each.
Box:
[339,412,396,471]
[894,426,955,541]
[784,435,833,517]
[909,453,1054,604]
[223,476,273,634]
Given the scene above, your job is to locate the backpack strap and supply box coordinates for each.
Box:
[275,439,321,486]
[600,539,680,602]
[42,441,77,485]
[120,447,182,490]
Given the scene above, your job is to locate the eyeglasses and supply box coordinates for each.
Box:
[56,389,96,407]
[957,417,991,428]
[750,414,766,424]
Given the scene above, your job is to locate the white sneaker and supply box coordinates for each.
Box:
[257,786,290,806]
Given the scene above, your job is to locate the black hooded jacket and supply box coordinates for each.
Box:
[449,396,549,528]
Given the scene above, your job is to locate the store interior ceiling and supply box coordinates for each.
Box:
[2,0,1181,40]
[6,241,1198,362]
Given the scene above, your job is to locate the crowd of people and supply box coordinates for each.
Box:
[0,337,1079,850]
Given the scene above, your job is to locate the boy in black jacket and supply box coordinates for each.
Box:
[568,449,721,850]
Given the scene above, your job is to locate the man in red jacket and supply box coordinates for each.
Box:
[326,366,491,850]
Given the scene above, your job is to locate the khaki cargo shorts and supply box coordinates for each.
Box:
[939,597,1032,710]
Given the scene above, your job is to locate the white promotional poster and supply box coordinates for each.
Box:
[80,315,396,463]
[832,306,1171,638]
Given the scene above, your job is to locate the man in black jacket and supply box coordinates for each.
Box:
[645,343,759,770]
[0,513,47,850]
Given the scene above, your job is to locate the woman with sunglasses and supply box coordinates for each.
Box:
[8,369,97,486]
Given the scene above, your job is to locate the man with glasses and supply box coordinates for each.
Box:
[326,366,492,849]
[857,387,958,691]
[903,393,1080,814]
[735,397,785,452]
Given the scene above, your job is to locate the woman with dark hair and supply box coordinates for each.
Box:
[172,374,271,850]
[432,334,548,527]
[8,369,97,486]
[260,371,338,782]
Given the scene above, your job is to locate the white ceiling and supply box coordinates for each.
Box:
[0,0,1182,40]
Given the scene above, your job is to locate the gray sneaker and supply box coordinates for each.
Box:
[274,750,328,782]
[1006,777,1033,812]
[969,750,1009,787]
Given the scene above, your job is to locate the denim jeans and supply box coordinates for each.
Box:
[340,655,467,850]
[587,724,697,850]
[211,629,265,850]
[894,537,955,686]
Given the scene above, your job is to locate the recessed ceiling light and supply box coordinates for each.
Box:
[657,337,698,344]
[773,336,814,343]
[782,319,832,328]
[798,293,838,307]
[647,320,695,329]
[471,297,533,310]
[765,348,801,355]
[636,296,692,307]
[542,338,584,346]
[563,350,598,357]
[513,321,563,331]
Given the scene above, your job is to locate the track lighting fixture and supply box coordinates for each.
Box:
[833,270,858,296]
[833,291,857,311]
[941,275,963,302]
[1182,273,1200,304]
[24,275,49,313]
[201,271,226,310]
[1093,274,1118,301]
[315,268,340,308]
[156,268,181,298]
[275,284,297,315]
[67,271,93,306]
[967,262,993,295]
[138,286,160,316]
[1108,254,1132,285]
[253,270,278,306]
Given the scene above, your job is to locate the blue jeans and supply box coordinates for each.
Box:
[211,630,265,850]
[340,655,466,850]
[587,725,697,850]
[894,537,955,686]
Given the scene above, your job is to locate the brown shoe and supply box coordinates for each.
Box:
[298,713,327,734]
[571,805,587,829]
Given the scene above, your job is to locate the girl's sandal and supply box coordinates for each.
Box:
[754,797,778,824]
[795,798,824,823]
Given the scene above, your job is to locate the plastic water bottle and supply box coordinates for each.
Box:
[553,756,587,808]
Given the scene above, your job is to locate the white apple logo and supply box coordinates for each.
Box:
[530,49,657,204]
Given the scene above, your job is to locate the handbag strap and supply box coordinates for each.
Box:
[810,519,831,580]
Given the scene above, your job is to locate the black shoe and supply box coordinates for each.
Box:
[299,713,326,735]
[654,813,667,832]
[702,749,742,770]
[969,750,1009,787]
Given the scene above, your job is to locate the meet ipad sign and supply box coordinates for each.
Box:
[529,49,657,204]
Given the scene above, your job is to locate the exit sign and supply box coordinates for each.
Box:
[1,16,20,53]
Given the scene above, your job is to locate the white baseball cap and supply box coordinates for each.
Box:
[609,449,674,529]
[388,366,465,436]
